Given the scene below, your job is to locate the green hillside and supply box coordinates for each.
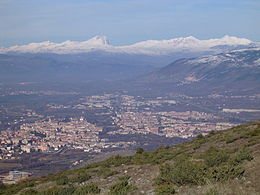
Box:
[1,121,260,195]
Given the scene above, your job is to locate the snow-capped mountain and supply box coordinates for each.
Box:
[139,48,260,85]
[135,47,260,95]
[0,35,256,55]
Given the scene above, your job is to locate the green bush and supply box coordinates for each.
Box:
[0,181,5,190]
[102,155,131,167]
[20,188,38,195]
[205,188,219,195]
[56,175,69,185]
[246,128,260,137]
[70,172,91,183]
[197,134,204,139]
[229,149,253,165]
[207,165,245,182]
[246,136,260,146]
[136,147,144,154]
[193,142,202,150]
[225,135,239,143]
[98,167,118,179]
[109,176,135,195]
[41,186,75,195]
[207,131,216,137]
[73,184,101,195]
[193,136,207,150]
[155,184,175,195]
[0,180,35,195]
[203,147,229,167]
[156,161,206,186]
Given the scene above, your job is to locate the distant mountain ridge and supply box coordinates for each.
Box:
[0,35,257,55]
[136,48,260,95]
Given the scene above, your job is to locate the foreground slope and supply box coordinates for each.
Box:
[1,121,260,195]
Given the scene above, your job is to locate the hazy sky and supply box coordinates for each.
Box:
[0,0,259,46]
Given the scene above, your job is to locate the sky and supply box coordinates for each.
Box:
[0,0,259,47]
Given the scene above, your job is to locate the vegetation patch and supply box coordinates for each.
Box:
[73,184,101,195]
[202,147,229,167]
[155,184,175,195]
[109,176,135,195]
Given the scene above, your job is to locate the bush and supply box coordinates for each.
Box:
[102,155,131,167]
[197,134,204,139]
[98,167,118,179]
[205,188,219,195]
[41,186,75,195]
[0,180,35,195]
[70,172,91,183]
[193,136,207,150]
[229,149,253,165]
[20,188,38,195]
[73,184,101,195]
[0,181,5,190]
[246,136,260,146]
[136,147,144,154]
[225,135,238,143]
[203,147,229,167]
[156,161,206,186]
[207,165,245,182]
[56,175,69,185]
[155,184,175,195]
[208,131,216,137]
[109,176,135,195]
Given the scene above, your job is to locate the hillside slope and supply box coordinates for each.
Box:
[1,121,260,195]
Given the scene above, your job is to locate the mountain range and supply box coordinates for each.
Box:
[135,48,260,95]
[0,35,257,55]
[0,36,259,96]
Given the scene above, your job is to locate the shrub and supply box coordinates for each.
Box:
[205,188,219,195]
[70,172,91,183]
[246,137,260,146]
[203,147,229,167]
[41,186,75,195]
[109,176,135,195]
[0,181,5,190]
[229,149,253,165]
[246,128,260,137]
[136,147,144,154]
[73,184,101,195]
[155,184,175,195]
[156,161,206,186]
[98,167,118,179]
[20,188,38,195]
[193,136,207,150]
[56,175,69,185]
[207,165,245,182]
[102,155,131,167]
[208,131,216,137]
[197,134,204,139]
[0,180,35,195]
[193,142,203,150]
[225,135,238,143]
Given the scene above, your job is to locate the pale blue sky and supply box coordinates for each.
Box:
[0,0,259,46]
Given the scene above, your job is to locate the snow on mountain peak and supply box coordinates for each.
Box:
[0,35,255,55]
[205,35,252,46]
[86,36,109,45]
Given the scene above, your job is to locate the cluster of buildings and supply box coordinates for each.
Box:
[0,117,136,160]
[109,110,236,138]
[0,93,238,160]
[111,112,159,135]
